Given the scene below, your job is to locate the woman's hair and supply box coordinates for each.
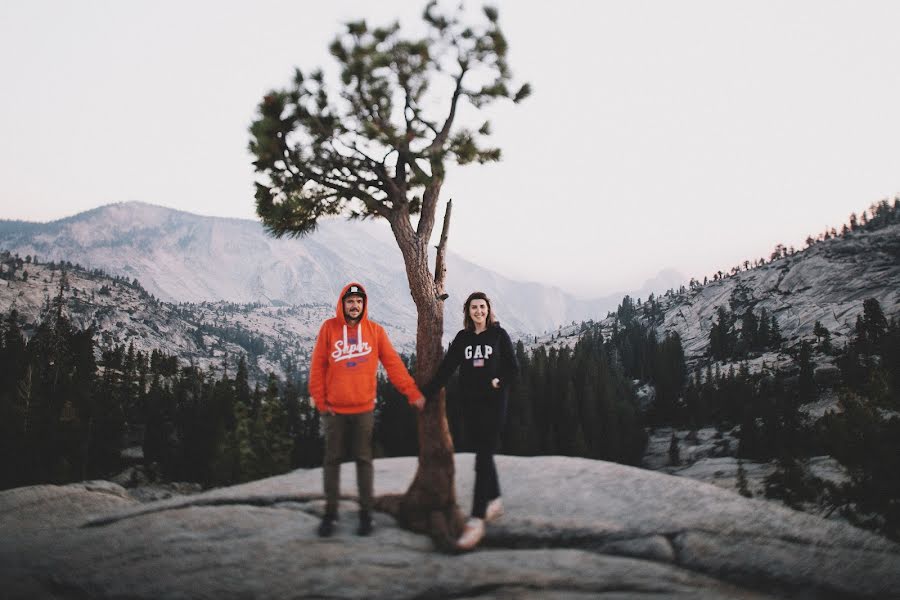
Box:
[463,291,498,330]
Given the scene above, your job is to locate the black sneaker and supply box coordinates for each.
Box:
[356,511,373,536]
[317,514,336,538]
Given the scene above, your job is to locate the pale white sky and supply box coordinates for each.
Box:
[2,1,899,297]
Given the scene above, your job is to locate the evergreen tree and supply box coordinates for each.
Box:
[289,377,323,469]
[651,332,687,423]
[376,366,419,458]
[282,377,301,462]
[248,2,530,536]
[796,341,816,404]
[501,341,534,455]
[820,393,900,540]
[862,298,887,349]
[740,309,758,355]
[235,356,251,409]
[208,371,240,486]
[530,346,555,454]
[757,308,771,349]
[559,378,588,456]
[709,306,734,361]
[255,374,292,477]
[769,316,783,346]
[231,393,258,481]
[143,373,169,476]
[0,312,29,487]
[764,455,821,511]
[813,321,832,354]
[68,326,117,480]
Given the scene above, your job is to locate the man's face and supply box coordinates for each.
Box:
[343,295,364,321]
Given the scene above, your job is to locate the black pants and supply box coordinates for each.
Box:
[463,393,507,519]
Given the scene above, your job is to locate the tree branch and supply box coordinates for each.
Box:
[425,65,466,154]
[326,140,399,204]
[417,64,464,236]
[333,135,406,202]
[407,155,430,182]
[302,161,389,219]
[416,161,443,239]
[409,103,440,137]
[433,199,452,296]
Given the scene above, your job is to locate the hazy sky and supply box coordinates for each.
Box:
[2,1,899,297]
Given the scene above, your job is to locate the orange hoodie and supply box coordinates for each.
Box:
[308,282,422,414]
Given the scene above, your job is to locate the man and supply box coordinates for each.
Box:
[309,282,424,537]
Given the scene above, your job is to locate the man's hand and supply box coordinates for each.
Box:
[412,396,426,411]
[313,397,335,415]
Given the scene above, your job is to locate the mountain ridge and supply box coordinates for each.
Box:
[532,217,900,368]
[0,201,671,339]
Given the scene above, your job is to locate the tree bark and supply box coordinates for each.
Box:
[376,197,465,550]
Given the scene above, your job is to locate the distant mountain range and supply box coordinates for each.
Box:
[655,222,900,362]
[0,202,684,340]
[533,219,900,369]
[3,202,896,382]
[0,255,331,382]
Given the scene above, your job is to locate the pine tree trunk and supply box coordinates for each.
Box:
[401,293,465,548]
[375,205,465,550]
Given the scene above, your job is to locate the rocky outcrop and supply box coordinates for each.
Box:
[2,455,898,599]
[530,222,900,368]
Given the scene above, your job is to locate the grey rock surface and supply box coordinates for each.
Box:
[2,455,898,599]
[531,222,900,370]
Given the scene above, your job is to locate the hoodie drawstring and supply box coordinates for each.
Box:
[342,323,363,349]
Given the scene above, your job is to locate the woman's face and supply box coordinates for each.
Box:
[468,298,488,327]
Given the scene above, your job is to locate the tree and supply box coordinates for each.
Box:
[709,306,733,361]
[796,341,816,404]
[376,362,420,458]
[0,311,28,487]
[739,309,758,354]
[813,320,831,354]
[757,308,770,349]
[653,332,686,422]
[769,315,783,346]
[255,374,292,477]
[861,298,887,348]
[248,3,529,547]
[235,356,252,409]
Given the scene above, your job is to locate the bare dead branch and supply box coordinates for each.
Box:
[433,198,452,296]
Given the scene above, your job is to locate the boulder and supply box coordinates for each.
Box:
[2,455,898,599]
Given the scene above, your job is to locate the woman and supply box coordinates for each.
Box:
[423,291,519,550]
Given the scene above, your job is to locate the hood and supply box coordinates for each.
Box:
[336,282,368,325]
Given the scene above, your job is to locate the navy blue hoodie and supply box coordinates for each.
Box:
[423,325,518,398]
